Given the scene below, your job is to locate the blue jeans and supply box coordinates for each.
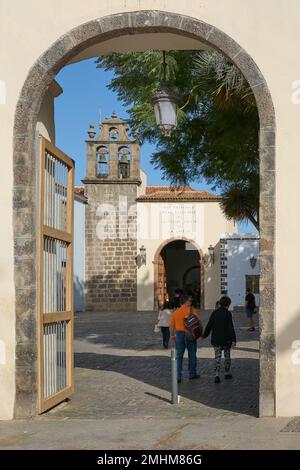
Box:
[246,308,254,318]
[175,331,197,379]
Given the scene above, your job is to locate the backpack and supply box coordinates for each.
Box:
[184,307,203,341]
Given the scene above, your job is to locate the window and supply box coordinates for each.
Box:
[245,275,259,294]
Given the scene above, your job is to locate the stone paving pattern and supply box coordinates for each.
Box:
[45,309,259,419]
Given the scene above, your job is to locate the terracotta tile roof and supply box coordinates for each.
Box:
[137,186,221,202]
[145,185,193,195]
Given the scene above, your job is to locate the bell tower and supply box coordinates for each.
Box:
[83,112,141,311]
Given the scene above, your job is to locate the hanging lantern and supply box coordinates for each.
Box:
[152,85,179,136]
[151,51,180,136]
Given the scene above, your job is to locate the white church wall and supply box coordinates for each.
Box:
[205,241,221,310]
[224,234,260,308]
[137,200,236,311]
[74,196,86,312]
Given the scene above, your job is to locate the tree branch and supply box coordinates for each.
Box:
[245,209,259,231]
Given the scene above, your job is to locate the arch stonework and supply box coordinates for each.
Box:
[13,10,275,417]
[153,237,205,310]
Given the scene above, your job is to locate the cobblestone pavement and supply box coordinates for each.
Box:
[44,309,259,419]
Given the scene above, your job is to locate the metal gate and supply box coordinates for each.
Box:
[38,137,74,413]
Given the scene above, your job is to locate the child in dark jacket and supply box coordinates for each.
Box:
[202,295,236,383]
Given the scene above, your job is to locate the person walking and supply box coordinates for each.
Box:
[170,295,201,383]
[157,301,172,348]
[173,288,183,308]
[202,295,236,383]
[245,287,256,331]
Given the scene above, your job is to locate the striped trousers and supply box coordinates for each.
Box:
[214,346,231,375]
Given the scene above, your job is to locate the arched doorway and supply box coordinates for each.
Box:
[13,10,275,417]
[154,238,205,310]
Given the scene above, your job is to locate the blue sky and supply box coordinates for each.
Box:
[55,58,169,186]
[55,58,256,234]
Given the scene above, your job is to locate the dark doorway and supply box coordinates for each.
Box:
[160,240,201,307]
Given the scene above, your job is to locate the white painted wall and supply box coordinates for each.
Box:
[74,196,86,311]
[225,234,260,307]
[36,80,62,142]
[137,200,236,310]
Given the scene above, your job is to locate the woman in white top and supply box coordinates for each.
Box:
[157,301,173,348]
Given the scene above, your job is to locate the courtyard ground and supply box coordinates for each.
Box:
[0,310,299,449]
[47,309,259,419]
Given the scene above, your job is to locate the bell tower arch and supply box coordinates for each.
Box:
[83,112,141,311]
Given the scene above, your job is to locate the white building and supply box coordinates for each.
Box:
[220,233,259,308]
[73,187,87,311]
[136,171,237,311]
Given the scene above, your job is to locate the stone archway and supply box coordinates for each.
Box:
[153,237,205,310]
[13,10,275,417]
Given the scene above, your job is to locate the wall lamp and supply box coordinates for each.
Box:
[249,255,257,269]
[208,244,215,265]
[136,245,146,267]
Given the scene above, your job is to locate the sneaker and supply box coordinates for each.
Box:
[225,373,233,380]
[214,376,221,383]
[189,374,200,380]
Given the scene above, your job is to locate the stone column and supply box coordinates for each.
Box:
[86,141,96,178]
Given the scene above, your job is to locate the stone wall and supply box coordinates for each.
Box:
[85,182,137,311]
